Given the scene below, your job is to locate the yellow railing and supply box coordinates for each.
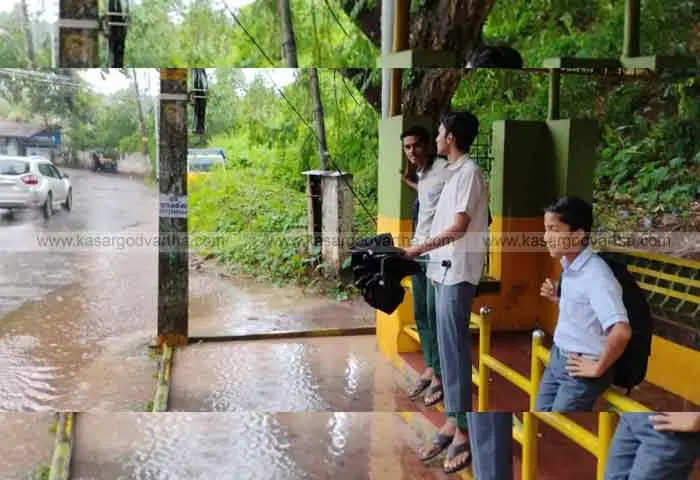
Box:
[473,307,652,414]
[514,412,619,480]
[471,307,652,480]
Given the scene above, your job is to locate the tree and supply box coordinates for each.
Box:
[278,0,299,67]
[130,68,149,156]
[19,0,36,68]
[309,68,330,170]
[337,0,499,118]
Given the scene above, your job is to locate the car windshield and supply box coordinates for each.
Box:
[189,155,223,172]
[0,159,30,175]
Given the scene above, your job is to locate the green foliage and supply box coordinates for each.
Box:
[189,167,309,282]
[35,466,50,480]
[124,0,377,67]
[189,69,378,285]
[484,0,698,67]
[0,71,155,159]
[0,7,53,68]
[453,1,699,221]
[453,70,699,216]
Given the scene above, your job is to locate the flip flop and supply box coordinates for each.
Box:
[443,441,471,474]
[424,384,444,407]
[418,432,454,462]
[408,378,432,399]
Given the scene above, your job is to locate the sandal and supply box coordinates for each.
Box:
[424,384,444,407]
[418,432,454,462]
[408,378,432,399]
[443,441,471,474]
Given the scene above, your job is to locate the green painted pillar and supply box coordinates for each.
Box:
[377,115,434,244]
[547,119,599,202]
[376,114,434,358]
[548,69,561,121]
[483,120,556,330]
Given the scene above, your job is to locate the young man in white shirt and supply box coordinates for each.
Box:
[400,126,455,407]
[537,196,632,411]
[404,111,489,474]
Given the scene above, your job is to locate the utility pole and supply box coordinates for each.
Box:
[157,68,188,347]
[309,68,329,170]
[278,0,299,67]
[58,0,100,67]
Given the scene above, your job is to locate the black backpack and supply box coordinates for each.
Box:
[557,252,653,393]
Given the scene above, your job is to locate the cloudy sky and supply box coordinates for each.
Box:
[0,0,257,24]
[77,68,297,96]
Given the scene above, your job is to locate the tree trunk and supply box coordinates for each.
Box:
[132,68,149,157]
[341,0,496,64]
[340,68,467,123]
[339,0,496,119]
[20,0,35,68]
[309,68,329,170]
[278,0,299,67]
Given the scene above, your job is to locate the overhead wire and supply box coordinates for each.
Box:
[262,69,377,228]
[221,2,276,66]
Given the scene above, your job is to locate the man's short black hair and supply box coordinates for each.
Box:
[400,126,431,144]
[439,111,479,152]
[544,196,594,234]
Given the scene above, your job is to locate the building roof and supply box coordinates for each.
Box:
[0,120,58,138]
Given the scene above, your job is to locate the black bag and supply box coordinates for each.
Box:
[557,252,653,393]
[351,234,421,314]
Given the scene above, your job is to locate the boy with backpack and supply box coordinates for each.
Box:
[536,196,634,412]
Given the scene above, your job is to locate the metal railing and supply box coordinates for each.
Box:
[474,307,651,480]
[402,305,653,480]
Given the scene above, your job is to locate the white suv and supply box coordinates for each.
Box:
[0,155,72,218]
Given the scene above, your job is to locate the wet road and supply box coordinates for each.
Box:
[71,412,450,480]
[170,336,418,412]
[0,413,55,479]
[189,264,374,337]
[0,168,376,412]
[0,168,159,411]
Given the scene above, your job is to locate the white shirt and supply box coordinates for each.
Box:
[554,245,629,357]
[426,154,489,286]
[412,157,454,245]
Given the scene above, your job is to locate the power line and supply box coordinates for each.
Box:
[221,3,276,67]
[321,0,349,38]
[0,69,87,91]
[262,69,377,228]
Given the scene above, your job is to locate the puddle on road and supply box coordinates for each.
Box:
[0,413,55,479]
[0,335,60,411]
[0,248,158,411]
[169,336,417,412]
[188,267,374,337]
[72,413,438,480]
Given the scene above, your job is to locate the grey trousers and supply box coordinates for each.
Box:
[467,413,514,480]
[434,281,476,415]
[605,413,700,480]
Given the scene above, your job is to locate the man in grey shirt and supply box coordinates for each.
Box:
[401,126,454,407]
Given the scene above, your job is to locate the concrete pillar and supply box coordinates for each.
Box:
[302,171,354,276]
